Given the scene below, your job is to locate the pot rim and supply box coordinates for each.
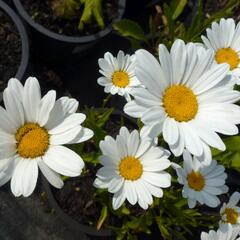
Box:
[13,0,126,43]
[0,0,29,82]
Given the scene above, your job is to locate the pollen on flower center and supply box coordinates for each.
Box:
[223,208,238,224]
[15,123,49,159]
[163,85,198,122]
[215,47,239,70]
[187,171,205,191]
[112,71,129,88]
[118,156,143,181]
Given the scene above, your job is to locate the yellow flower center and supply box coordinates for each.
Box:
[163,85,198,122]
[112,71,129,88]
[119,156,143,181]
[223,208,238,224]
[15,123,49,159]
[187,171,205,191]
[215,47,239,70]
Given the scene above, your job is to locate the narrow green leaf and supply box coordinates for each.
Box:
[97,108,114,128]
[97,205,108,230]
[78,0,104,30]
[172,0,187,20]
[155,217,170,239]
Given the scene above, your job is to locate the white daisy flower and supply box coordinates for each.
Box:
[124,39,240,159]
[93,126,171,210]
[97,50,141,102]
[0,77,94,197]
[175,150,228,208]
[201,224,240,240]
[220,192,240,226]
[201,18,240,84]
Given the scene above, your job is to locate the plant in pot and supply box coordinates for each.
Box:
[12,0,126,62]
[0,0,29,100]
[0,1,240,240]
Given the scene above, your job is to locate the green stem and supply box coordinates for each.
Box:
[101,93,112,109]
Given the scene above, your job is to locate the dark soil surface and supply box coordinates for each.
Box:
[55,169,101,227]
[22,0,118,36]
[0,9,21,90]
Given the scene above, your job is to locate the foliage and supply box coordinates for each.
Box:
[51,0,104,31]
[212,136,240,171]
[113,0,240,51]
[60,1,240,239]
[92,184,217,240]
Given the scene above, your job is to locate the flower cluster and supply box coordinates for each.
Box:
[96,17,240,238]
[0,17,240,239]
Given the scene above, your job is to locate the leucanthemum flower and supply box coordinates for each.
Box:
[0,77,93,197]
[201,224,240,240]
[97,50,141,102]
[201,18,240,85]
[93,126,171,210]
[174,150,228,208]
[124,39,240,159]
[220,192,240,226]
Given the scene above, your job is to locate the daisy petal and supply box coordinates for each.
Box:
[23,77,41,122]
[37,90,56,126]
[11,158,38,197]
[43,146,84,177]
[38,160,63,189]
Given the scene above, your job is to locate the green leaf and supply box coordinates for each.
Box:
[84,107,114,145]
[155,217,170,239]
[121,206,130,215]
[97,108,114,128]
[174,198,187,208]
[172,0,187,20]
[82,151,100,164]
[211,147,222,157]
[231,153,240,169]
[223,136,240,152]
[129,39,142,50]
[97,205,108,230]
[113,19,147,42]
[78,0,104,30]
[92,0,104,29]
[126,217,140,229]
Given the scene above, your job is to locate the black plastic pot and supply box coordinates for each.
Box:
[0,0,29,100]
[12,0,126,63]
[42,175,114,239]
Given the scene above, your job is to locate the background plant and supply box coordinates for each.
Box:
[113,0,240,52]
[51,0,105,30]
[58,1,240,239]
